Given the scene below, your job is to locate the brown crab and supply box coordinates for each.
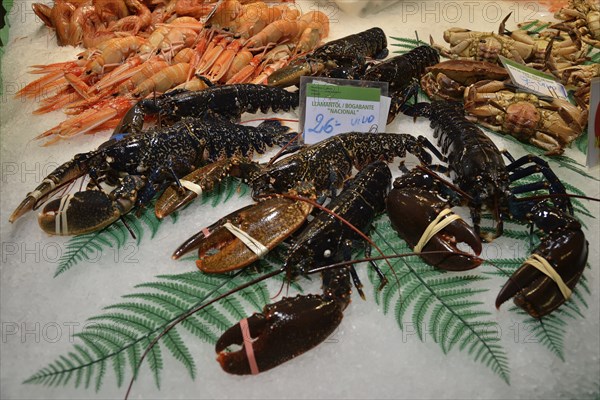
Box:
[463,80,588,155]
[420,59,509,101]
[431,28,534,63]
[553,0,600,47]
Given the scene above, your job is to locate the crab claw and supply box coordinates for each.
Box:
[386,185,482,271]
[37,175,145,235]
[216,294,343,375]
[172,195,313,272]
[496,204,588,318]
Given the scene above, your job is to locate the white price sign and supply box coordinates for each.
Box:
[500,56,569,100]
[301,79,390,144]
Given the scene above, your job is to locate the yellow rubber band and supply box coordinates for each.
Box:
[523,254,572,300]
[414,208,462,253]
[223,222,269,259]
[180,180,203,196]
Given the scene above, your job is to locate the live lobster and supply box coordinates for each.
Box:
[394,100,588,317]
[9,112,297,235]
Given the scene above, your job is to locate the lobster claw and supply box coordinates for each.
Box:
[9,154,94,223]
[172,195,313,272]
[386,185,482,271]
[496,204,588,318]
[216,294,343,375]
[155,158,247,219]
[37,175,145,235]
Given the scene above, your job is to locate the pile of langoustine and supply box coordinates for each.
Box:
[32,0,295,47]
[20,0,328,144]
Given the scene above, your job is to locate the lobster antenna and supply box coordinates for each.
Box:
[124,267,284,400]
[266,130,303,167]
[271,274,287,300]
[119,217,137,241]
[307,251,484,274]
[514,193,600,203]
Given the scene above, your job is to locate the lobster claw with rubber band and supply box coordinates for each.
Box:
[386,167,483,271]
[496,202,588,318]
[216,292,344,375]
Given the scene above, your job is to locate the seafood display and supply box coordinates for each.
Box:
[216,161,391,374]
[3,0,599,398]
[170,132,435,270]
[19,3,327,143]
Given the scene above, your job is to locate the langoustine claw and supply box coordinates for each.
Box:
[496,203,588,318]
[386,168,482,271]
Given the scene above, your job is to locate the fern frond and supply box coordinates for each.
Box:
[369,217,510,383]
[25,266,272,391]
[389,36,428,53]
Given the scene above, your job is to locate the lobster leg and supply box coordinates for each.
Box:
[496,203,588,318]
[505,154,574,216]
[216,266,350,375]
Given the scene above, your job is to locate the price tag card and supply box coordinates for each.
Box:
[299,77,390,144]
[499,56,569,100]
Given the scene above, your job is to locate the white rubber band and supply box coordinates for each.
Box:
[180,179,203,196]
[414,208,462,253]
[55,194,74,235]
[29,178,57,200]
[523,254,572,300]
[223,222,269,259]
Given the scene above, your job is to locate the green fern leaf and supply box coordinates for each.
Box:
[389,36,428,54]
[369,216,510,383]
[163,330,196,379]
[25,264,274,391]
